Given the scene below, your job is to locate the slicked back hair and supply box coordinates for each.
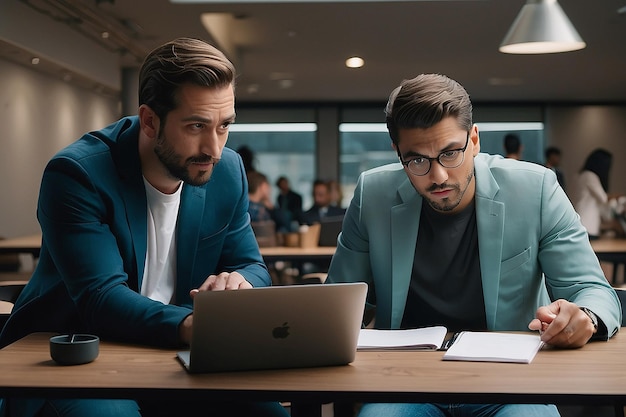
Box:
[138,37,235,121]
[385,73,473,148]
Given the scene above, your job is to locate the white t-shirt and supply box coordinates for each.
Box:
[141,177,182,304]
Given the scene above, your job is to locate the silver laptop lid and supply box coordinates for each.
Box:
[181,282,367,373]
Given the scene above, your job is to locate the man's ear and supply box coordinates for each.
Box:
[470,125,481,156]
[138,104,159,140]
[391,142,400,157]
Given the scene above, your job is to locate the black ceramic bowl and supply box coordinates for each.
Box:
[49,334,99,365]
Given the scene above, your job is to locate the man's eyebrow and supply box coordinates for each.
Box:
[180,113,236,124]
[181,115,212,124]
[403,140,466,158]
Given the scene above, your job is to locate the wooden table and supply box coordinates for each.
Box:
[0,332,625,415]
[591,238,626,256]
[259,246,336,263]
[0,234,41,257]
[0,235,337,263]
[259,246,336,285]
[591,238,626,284]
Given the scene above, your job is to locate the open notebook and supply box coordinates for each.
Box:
[177,282,367,373]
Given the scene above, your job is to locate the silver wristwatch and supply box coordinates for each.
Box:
[580,307,598,332]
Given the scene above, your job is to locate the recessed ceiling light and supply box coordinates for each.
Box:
[31,57,40,65]
[345,56,364,68]
[101,31,110,39]
[278,79,294,89]
[488,77,523,86]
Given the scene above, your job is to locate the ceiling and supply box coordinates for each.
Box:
[9,0,626,104]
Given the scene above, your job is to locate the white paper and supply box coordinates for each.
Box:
[357,326,447,351]
[442,331,544,364]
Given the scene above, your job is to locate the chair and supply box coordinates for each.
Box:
[298,272,328,285]
[250,220,277,247]
[597,252,626,285]
[0,280,27,330]
[0,237,20,272]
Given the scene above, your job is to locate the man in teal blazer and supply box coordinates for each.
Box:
[0,38,287,417]
[327,74,621,417]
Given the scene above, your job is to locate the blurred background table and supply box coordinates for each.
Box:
[0,234,41,257]
[591,238,626,286]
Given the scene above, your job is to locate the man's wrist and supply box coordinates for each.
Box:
[580,307,598,334]
[179,314,193,345]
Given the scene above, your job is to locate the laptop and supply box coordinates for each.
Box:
[317,215,345,247]
[177,282,367,373]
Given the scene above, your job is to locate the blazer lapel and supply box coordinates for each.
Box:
[389,178,422,328]
[176,185,206,303]
[113,120,148,292]
[474,156,505,330]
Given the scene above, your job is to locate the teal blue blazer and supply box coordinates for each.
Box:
[327,153,621,336]
[0,117,270,349]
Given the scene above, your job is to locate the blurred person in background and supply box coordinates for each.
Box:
[544,146,566,192]
[236,145,257,173]
[275,175,303,229]
[574,148,613,240]
[503,133,522,160]
[248,171,289,232]
[302,179,345,225]
[328,180,344,209]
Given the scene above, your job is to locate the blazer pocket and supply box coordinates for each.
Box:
[500,247,531,276]
[196,225,229,254]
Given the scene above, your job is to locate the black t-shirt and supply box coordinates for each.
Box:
[401,201,487,332]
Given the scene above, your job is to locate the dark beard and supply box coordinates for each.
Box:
[422,170,474,213]
[154,132,217,186]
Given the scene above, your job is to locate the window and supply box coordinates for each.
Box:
[338,123,396,207]
[227,123,317,209]
[475,122,545,164]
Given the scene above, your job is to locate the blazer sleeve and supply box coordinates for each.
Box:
[537,169,621,338]
[327,172,376,309]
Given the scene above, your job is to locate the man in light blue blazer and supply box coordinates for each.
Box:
[327,74,621,417]
[0,38,288,417]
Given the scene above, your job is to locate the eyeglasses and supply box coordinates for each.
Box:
[399,133,470,176]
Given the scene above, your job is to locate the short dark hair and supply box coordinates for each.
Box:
[582,148,613,192]
[545,146,561,159]
[384,73,473,149]
[138,37,235,121]
[504,134,521,154]
[276,176,288,187]
[313,179,329,190]
[247,171,268,194]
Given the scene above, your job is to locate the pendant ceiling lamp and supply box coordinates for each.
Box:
[500,0,586,54]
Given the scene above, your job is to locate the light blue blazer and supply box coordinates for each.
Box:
[0,116,270,349]
[327,153,621,336]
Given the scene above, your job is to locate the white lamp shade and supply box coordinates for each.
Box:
[500,0,586,54]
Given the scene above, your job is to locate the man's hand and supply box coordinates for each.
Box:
[189,271,252,298]
[181,272,252,344]
[528,299,597,348]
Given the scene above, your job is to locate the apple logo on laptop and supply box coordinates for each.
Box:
[272,322,290,339]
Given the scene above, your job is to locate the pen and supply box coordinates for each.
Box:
[439,332,461,351]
